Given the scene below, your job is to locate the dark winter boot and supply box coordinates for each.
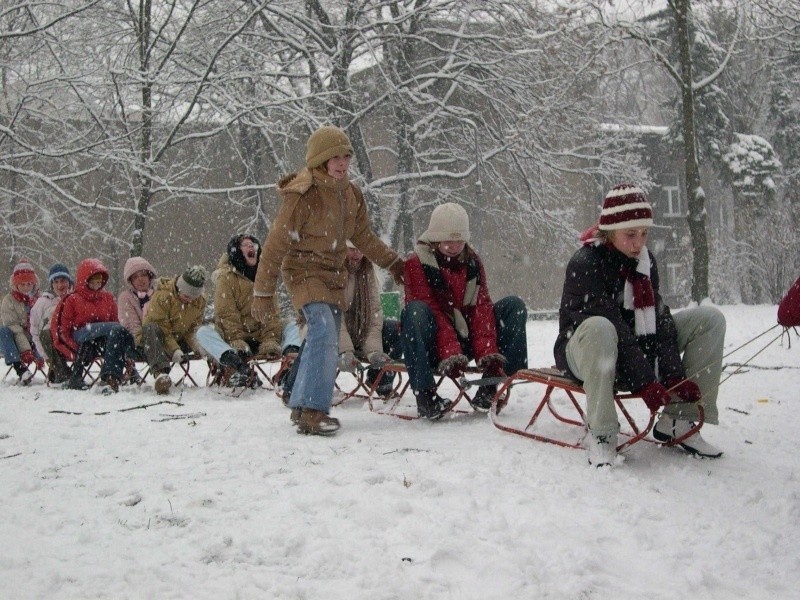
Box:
[415,388,453,420]
[12,363,33,386]
[63,354,91,390]
[220,349,244,370]
[367,371,395,398]
[469,384,497,411]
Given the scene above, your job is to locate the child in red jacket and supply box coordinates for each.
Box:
[401,203,528,419]
[51,258,134,393]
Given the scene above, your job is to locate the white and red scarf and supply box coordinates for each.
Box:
[580,226,656,339]
[622,246,656,338]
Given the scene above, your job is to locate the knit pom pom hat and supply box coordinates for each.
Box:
[305,126,354,169]
[598,183,653,231]
[48,263,74,285]
[176,265,207,299]
[11,259,38,286]
[419,203,471,243]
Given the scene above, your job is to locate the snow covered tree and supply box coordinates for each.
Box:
[598,0,745,303]
[0,1,103,271]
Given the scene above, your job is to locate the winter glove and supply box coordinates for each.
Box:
[20,350,45,370]
[257,339,282,359]
[20,350,36,367]
[477,353,507,376]
[438,354,468,379]
[171,349,186,364]
[251,295,273,324]
[229,339,251,354]
[367,351,391,366]
[388,258,405,286]
[337,352,360,373]
[638,381,672,412]
[665,378,702,403]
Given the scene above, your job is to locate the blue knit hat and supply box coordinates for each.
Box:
[48,263,74,285]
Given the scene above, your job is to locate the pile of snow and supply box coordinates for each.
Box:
[1,305,797,599]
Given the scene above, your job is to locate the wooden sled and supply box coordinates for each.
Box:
[489,367,704,452]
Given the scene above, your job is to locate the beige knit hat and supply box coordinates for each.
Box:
[305,126,354,169]
[420,203,470,243]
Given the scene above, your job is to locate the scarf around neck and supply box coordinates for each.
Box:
[581,229,656,339]
[11,289,38,310]
[345,257,373,350]
[415,242,480,341]
[621,246,656,338]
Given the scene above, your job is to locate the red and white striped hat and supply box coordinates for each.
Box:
[598,183,653,231]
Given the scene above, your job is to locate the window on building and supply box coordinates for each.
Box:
[664,185,681,217]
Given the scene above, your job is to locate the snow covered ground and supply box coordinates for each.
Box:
[1,304,798,600]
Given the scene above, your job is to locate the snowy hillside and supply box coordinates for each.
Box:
[1,304,798,600]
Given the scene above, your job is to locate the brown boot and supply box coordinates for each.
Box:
[154,373,172,395]
[297,408,340,436]
[290,407,302,425]
[100,374,120,395]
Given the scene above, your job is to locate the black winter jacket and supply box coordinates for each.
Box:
[553,243,685,392]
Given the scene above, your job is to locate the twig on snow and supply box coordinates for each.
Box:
[151,412,206,422]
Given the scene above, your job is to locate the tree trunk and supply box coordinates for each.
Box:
[132,0,152,258]
[674,0,710,302]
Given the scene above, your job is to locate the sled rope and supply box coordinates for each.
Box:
[716,327,785,388]
[674,324,783,394]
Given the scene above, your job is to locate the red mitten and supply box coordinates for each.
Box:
[438,354,468,379]
[20,350,36,366]
[638,381,672,412]
[666,378,702,403]
[477,353,507,377]
[35,356,45,370]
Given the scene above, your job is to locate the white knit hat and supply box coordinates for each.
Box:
[176,265,207,299]
[419,203,470,243]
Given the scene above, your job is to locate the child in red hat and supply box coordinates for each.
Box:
[0,260,45,384]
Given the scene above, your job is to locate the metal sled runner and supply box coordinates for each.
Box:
[364,362,511,420]
[489,367,704,452]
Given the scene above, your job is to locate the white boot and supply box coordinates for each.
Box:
[586,432,617,467]
[653,415,723,458]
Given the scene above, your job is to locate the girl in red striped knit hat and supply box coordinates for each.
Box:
[554,183,727,467]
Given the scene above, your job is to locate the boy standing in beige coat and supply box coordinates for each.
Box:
[252,125,404,435]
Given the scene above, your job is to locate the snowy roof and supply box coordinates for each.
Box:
[599,123,669,135]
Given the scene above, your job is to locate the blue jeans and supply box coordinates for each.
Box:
[285,318,402,397]
[0,326,23,365]
[287,303,341,414]
[74,322,134,380]
[400,296,528,393]
[196,322,304,363]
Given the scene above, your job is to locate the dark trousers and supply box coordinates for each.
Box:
[366,319,402,387]
[71,322,134,380]
[400,296,528,393]
[141,323,191,374]
[41,331,71,381]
